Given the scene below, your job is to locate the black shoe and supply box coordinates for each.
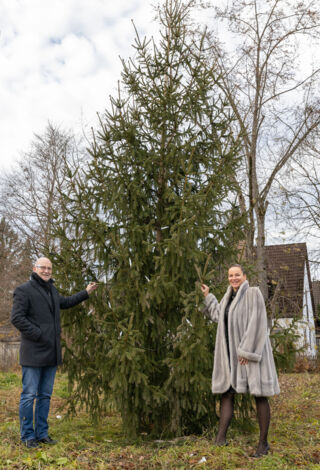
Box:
[37,436,58,445]
[23,439,39,448]
[214,440,229,447]
[253,443,270,457]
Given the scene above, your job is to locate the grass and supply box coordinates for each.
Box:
[0,370,320,469]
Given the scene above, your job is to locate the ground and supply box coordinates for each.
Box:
[0,370,320,469]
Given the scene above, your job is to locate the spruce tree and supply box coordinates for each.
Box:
[53,0,245,437]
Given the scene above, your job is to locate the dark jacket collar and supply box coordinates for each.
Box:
[31,272,54,290]
[30,272,55,312]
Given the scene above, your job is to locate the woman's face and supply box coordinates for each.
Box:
[228,266,246,290]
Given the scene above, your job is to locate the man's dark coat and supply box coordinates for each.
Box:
[11,278,88,367]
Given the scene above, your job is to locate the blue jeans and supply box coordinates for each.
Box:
[19,366,57,441]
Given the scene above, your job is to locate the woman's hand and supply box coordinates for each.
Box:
[201,284,210,297]
[238,356,248,365]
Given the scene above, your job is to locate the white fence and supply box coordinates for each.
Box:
[0,338,20,370]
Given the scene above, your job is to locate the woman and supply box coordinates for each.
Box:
[201,264,280,457]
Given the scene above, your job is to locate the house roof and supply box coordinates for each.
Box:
[264,243,310,318]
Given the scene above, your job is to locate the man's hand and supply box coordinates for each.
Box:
[86,282,98,294]
[201,284,210,297]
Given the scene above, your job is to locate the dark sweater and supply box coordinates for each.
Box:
[224,289,237,362]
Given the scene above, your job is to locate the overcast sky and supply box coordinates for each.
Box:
[0,0,160,169]
[1,0,319,265]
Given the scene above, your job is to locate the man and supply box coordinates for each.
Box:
[11,257,97,449]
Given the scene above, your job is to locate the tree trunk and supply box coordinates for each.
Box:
[255,202,268,300]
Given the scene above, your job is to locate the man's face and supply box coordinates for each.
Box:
[33,258,53,282]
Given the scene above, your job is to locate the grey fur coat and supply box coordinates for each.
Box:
[203,280,280,397]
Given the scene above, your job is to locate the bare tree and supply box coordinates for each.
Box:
[0,217,32,327]
[276,142,320,277]
[0,122,86,257]
[207,0,320,297]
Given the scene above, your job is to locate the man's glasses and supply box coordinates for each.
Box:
[35,265,52,271]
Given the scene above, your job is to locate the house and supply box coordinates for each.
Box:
[264,243,317,358]
[311,280,320,349]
